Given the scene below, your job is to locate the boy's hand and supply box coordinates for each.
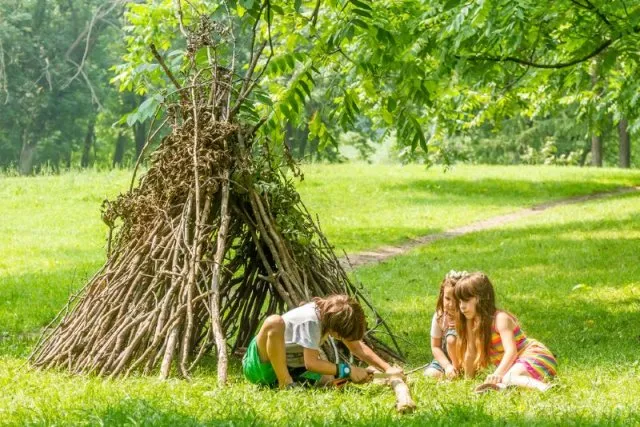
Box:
[349,366,370,383]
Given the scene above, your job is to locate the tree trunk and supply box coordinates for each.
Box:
[618,118,630,168]
[112,131,127,167]
[591,134,602,167]
[297,126,309,158]
[134,121,147,160]
[285,122,310,159]
[590,61,603,167]
[81,119,96,168]
[19,130,36,175]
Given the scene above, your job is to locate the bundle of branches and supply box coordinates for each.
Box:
[30,14,402,384]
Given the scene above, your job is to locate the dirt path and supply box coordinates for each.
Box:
[340,186,640,269]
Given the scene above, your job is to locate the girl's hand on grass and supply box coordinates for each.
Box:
[350,366,370,383]
[445,365,458,379]
[485,373,503,384]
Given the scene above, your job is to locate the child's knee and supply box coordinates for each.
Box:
[264,315,285,335]
[424,367,443,378]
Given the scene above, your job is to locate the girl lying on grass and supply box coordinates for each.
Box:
[423,271,466,379]
[454,272,557,392]
[242,294,402,389]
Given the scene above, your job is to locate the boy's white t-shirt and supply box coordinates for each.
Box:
[282,302,323,368]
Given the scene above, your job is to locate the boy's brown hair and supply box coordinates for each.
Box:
[313,294,366,341]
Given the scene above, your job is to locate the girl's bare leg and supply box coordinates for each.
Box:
[502,363,553,391]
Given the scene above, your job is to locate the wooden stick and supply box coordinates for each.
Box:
[389,376,416,414]
[210,167,231,385]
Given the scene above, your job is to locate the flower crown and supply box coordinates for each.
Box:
[445,270,469,280]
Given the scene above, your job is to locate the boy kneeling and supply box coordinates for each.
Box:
[243,294,401,388]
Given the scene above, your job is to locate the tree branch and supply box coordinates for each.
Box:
[221,0,238,120]
[175,0,188,38]
[150,44,183,90]
[239,2,268,98]
[229,1,274,119]
[79,64,103,108]
[460,39,613,69]
[63,1,124,90]
[568,0,612,28]
[311,0,321,27]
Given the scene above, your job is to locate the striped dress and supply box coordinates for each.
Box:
[489,312,557,380]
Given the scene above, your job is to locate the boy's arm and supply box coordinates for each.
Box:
[343,339,401,374]
[302,347,371,383]
[302,348,340,375]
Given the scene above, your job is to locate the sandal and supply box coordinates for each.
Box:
[474,382,504,394]
[328,378,349,388]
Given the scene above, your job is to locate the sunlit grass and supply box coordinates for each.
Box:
[297,164,640,251]
[352,192,640,424]
[1,165,640,424]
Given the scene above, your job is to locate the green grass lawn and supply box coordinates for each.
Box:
[1,165,639,425]
[297,164,640,251]
[354,191,640,425]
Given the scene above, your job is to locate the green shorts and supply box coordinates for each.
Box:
[242,336,322,386]
[242,336,277,385]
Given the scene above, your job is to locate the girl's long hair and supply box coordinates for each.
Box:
[435,271,467,323]
[454,272,496,370]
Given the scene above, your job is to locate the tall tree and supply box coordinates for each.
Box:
[618,118,630,168]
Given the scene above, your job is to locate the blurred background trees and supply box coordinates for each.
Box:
[1,0,638,174]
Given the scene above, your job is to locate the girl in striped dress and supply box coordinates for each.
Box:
[454,272,557,392]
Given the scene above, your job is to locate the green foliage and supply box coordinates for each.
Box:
[434,114,591,166]
[114,0,639,162]
[2,0,639,171]
[520,138,583,166]
[339,131,376,162]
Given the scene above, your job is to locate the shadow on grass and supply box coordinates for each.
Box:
[382,177,634,207]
